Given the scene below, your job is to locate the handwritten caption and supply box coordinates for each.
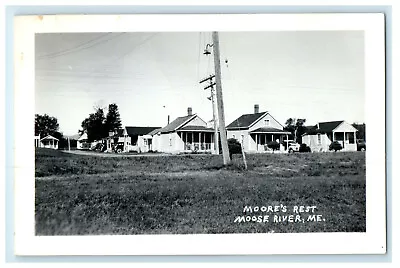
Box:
[234,205,326,224]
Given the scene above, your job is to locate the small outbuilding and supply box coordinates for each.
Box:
[39,135,59,149]
[77,133,90,150]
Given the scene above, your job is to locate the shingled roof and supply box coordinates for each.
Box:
[159,115,196,134]
[147,128,162,136]
[125,126,160,136]
[303,121,349,135]
[303,125,325,135]
[226,112,266,129]
[317,121,344,133]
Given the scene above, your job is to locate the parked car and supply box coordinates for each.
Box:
[94,143,106,152]
[283,140,300,153]
[114,142,125,153]
[357,139,366,151]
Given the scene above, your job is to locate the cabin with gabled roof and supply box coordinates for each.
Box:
[151,107,215,153]
[226,105,290,153]
[302,120,358,152]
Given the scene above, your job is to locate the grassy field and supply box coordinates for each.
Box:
[35,148,366,235]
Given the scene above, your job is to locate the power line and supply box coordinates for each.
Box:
[37,33,111,59]
[37,33,125,60]
[100,33,157,66]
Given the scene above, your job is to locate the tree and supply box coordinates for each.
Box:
[295,119,307,143]
[79,103,123,142]
[35,114,59,137]
[105,103,122,133]
[80,108,107,142]
[284,118,307,144]
[53,131,68,149]
[352,123,366,141]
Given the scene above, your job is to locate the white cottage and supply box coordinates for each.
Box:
[151,108,215,154]
[38,135,59,149]
[302,120,358,152]
[226,105,291,153]
[77,133,90,150]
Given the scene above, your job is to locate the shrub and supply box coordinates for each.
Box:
[227,138,242,158]
[329,141,343,152]
[299,144,311,152]
[267,141,280,151]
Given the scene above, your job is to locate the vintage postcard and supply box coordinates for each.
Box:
[13,14,386,255]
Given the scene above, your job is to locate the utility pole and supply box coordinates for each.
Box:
[212,31,231,165]
[210,88,220,155]
[200,75,219,155]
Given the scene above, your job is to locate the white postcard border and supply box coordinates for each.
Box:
[13,13,386,255]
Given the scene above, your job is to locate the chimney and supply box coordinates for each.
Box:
[254,104,259,114]
[187,107,193,116]
[167,115,170,125]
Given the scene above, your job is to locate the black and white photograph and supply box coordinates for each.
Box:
[13,14,386,255]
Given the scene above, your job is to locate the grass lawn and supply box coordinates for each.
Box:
[35,148,366,235]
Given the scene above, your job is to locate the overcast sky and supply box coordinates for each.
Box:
[35,31,364,136]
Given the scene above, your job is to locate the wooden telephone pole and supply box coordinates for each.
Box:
[209,88,220,155]
[200,75,219,155]
[212,32,231,165]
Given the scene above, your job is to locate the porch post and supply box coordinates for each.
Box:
[192,132,194,150]
[272,134,274,143]
[354,131,357,145]
[343,132,346,150]
[203,132,205,149]
[185,132,187,150]
[256,134,258,151]
[286,134,288,151]
[199,132,201,149]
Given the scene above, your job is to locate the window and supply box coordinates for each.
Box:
[264,119,270,126]
[169,138,172,146]
[232,134,236,139]
[317,134,321,145]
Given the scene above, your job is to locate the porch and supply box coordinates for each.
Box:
[250,128,291,152]
[330,131,357,151]
[178,131,215,153]
[40,135,59,150]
